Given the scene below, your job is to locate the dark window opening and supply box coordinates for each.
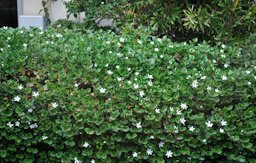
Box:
[0,0,18,27]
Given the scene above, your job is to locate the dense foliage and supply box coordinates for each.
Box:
[0,27,256,162]
[64,0,256,41]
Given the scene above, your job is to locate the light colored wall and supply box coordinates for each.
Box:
[23,0,81,23]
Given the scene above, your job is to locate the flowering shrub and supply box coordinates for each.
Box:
[0,27,256,162]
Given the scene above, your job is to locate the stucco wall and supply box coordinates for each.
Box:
[23,0,81,23]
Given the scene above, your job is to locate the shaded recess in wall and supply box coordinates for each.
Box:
[0,0,18,27]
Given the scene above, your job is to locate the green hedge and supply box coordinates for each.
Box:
[0,27,256,162]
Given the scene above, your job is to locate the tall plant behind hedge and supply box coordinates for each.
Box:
[0,27,256,162]
[65,0,256,41]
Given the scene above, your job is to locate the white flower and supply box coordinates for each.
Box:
[221,120,227,126]
[29,123,38,129]
[117,42,122,46]
[137,40,142,44]
[180,118,186,125]
[169,107,174,112]
[91,159,95,163]
[7,122,14,128]
[157,38,162,42]
[127,68,131,71]
[150,41,154,45]
[107,70,113,75]
[32,91,39,98]
[189,126,195,132]
[116,65,120,69]
[105,64,109,67]
[176,109,182,115]
[135,72,140,76]
[139,90,145,97]
[201,76,206,80]
[133,84,139,89]
[74,157,81,163]
[136,122,142,129]
[246,70,251,74]
[132,152,138,158]
[117,77,123,82]
[28,108,33,113]
[23,43,27,47]
[83,141,90,148]
[224,63,229,68]
[74,83,79,87]
[192,80,198,88]
[148,81,153,86]
[159,141,165,148]
[154,48,159,52]
[42,136,48,140]
[248,82,252,85]
[147,74,153,79]
[221,54,226,58]
[18,85,23,90]
[160,55,164,58]
[127,81,132,85]
[166,150,173,158]
[3,26,8,29]
[219,128,224,133]
[51,102,58,108]
[99,87,106,94]
[117,53,123,57]
[15,121,20,127]
[168,45,173,48]
[212,59,217,63]
[150,135,154,139]
[220,49,224,53]
[180,103,188,110]
[109,51,113,54]
[155,108,160,113]
[146,148,153,155]
[222,75,227,81]
[203,139,207,143]
[14,96,21,102]
[106,41,110,44]
[206,121,213,128]
[221,44,226,48]
[56,34,62,38]
[215,89,220,93]
[120,37,125,43]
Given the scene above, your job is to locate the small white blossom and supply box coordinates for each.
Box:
[120,37,125,43]
[148,81,153,86]
[220,128,224,133]
[99,87,106,94]
[74,157,81,163]
[133,84,139,89]
[180,103,188,110]
[51,102,58,108]
[15,121,20,127]
[221,44,226,48]
[159,141,165,148]
[74,83,79,87]
[169,107,174,112]
[7,122,14,128]
[91,159,95,163]
[32,91,39,98]
[146,148,153,155]
[23,43,27,47]
[56,34,62,38]
[220,49,224,53]
[42,135,48,140]
[127,68,131,71]
[221,54,226,58]
[83,141,90,148]
[222,75,227,81]
[189,126,195,132]
[224,63,229,68]
[139,90,145,97]
[117,53,123,57]
[201,76,206,80]
[14,96,21,102]
[155,108,160,113]
[166,150,173,158]
[28,108,33,113]
[127,81,132,85]
[157,38,162,42]
[135,72,140,76]
[116,65,120,69]
[132,152,138,158]
[29,123,38,129]
[192,80,198,88]
[150,135,154,139]
[106,41,110,44]
[221,120,227,126]
[246,70,251,74]
[150,41,154,45]
[107,70,113,75]
[147,74,153,79]
[160,55,164,58]
[215,89,220,93]
[180,117,186,125]
[212,59,217,63]
[206,121,213,128]
[3,26,8,29]
[154,48,159,52]
[117,77,123,81]
[18,85,23,90]
[136,122,142,129]
[203,139,207,143]
[137,40,142,44]
[176,109,182,115]
[248,82,252,85]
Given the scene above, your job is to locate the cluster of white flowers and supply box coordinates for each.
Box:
[83,141,91,148]
[29,123,38,129]
[51,102,58,108]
